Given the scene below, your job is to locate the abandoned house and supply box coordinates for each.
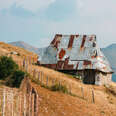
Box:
[38,34,113,85]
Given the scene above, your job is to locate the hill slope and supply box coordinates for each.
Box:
[0,42,38,65]
[31,82,116,116]
[0,42,116,116]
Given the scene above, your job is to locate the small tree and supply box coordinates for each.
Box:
[0,56,26,88]
[0,56,18,79]
[6,70,25,88]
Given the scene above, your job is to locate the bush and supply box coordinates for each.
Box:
[50,84,68,93]
[17,53,20,56]
[0,56,18,79]
[0,56,26,88]
[6,70,25,88]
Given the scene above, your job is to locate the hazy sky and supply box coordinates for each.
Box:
[0,0,116,48]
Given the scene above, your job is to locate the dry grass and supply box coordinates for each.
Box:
[31,82,116,116]
[0,42,116,116]
[0,42,37,56]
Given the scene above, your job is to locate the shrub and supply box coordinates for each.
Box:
[0,56,18,79]
[0,56,26,88]
[17,53,20,56]
[6,70,25,88]
[50,84,68,93]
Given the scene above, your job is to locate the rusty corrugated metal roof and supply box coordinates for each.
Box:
[38,34,113,73]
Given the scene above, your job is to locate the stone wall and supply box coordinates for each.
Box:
[76,70,112,86]
[95,72,112,86]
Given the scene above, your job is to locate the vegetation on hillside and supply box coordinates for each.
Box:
[0,56,26,88]
[50,84,68,93]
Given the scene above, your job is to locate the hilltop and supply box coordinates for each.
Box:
[0,41,37,58]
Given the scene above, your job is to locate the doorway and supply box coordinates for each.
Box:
[83,70,96,84]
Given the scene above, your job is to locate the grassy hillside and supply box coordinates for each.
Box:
[0,42,38,57]
[31,81,116,116]
[0,42,116,116]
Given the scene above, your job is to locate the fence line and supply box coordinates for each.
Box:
[15,58,96,104]
[0,85,39,116]
[31,69,96,103]
[15,60,95,103]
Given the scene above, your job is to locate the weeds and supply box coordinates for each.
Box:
[50,84,68,94]
[30,77,72,95]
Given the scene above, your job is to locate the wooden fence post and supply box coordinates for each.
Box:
[30,66,32,74]
[6,92,8,116]
[2,89,6,116]
[46,76,48,87]
[24,94,26,116]
[36,94,39,116]
[41,72,43,85]
[59,81,61,90]
[33,69,35,78]
[17,94,20,116]
[38,72,40,82]
[69,85,72,94]
[19,93,22,116]
[26,63,28,72]
[52,79,55,86]
[32,94,35,116]
[92,89,95,103]
[29,92,32,116]
[23,59,26,69]
[27,92,30,116]
[12,91,14,116]
[81,87,84,99]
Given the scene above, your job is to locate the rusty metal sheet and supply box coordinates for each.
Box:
[68,35,75,48]
[81,35,86,49]
[38,34,113,73]
[59,49,66,60]
[57,48,70,61]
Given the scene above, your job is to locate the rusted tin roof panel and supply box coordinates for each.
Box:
[57,48,71,61]
[38,34,113,73]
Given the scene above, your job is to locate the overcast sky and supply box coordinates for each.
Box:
[0,0,116,48]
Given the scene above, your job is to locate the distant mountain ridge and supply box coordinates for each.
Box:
[9,41,47,60]
[101,44,116,82]
[9,41,39,54]
[9,41,116,82]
